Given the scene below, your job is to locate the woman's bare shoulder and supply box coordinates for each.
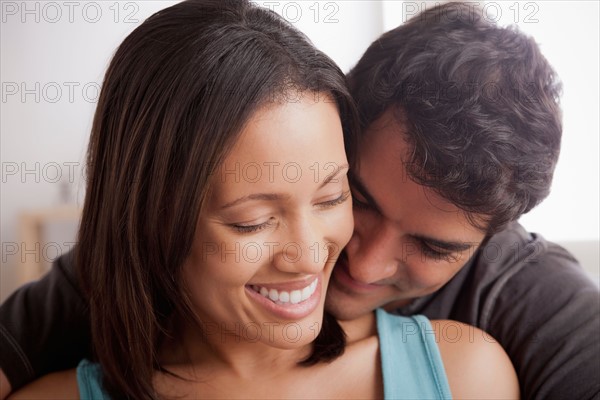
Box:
[432,320,520,399]
[8,369,78,400]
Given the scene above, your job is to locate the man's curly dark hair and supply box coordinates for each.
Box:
[348,2,562,234]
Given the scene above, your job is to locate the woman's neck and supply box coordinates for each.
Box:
[155,311,381,399]
[339,311,377,343]
[159,317,313,380]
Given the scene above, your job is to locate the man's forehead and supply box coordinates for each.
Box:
[363,108,407,138]
[351,125,489,240]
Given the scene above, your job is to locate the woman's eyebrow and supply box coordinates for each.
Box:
[221,164,349,209]
[319,163,349,188]
[220,193,290,209]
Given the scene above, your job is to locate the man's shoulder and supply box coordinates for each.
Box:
[480,222,578,269]
[465,222,596,318]
[474,224,600,399]
[470,222,589,290]
[441,223,599,398]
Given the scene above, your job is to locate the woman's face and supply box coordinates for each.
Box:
[182,93,353,350]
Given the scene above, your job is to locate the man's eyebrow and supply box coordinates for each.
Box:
[412,234,474,252]
[220,193,289,209]
[320,164,350,188]
[349,172,383,213]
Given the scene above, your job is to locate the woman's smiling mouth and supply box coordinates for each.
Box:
[249,278,318,305]
[245,276,322,320]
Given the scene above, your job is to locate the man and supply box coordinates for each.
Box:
[326,3,599,398]
[1,2,599,398]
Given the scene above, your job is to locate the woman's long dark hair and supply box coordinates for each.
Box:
[76,1,358,398]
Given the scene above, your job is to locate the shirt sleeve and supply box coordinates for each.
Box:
[486,242,600,399]
[0,249,91,391]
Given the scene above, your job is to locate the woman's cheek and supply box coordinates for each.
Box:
[327,201,354,257]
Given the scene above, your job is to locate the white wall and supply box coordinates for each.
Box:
[497,1,599,282]
[1,1,176,302]
[1,1,598,301]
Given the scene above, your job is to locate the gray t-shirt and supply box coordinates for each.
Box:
[1,222,599,398]
[398,222,600,399]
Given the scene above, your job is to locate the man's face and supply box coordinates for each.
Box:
[326,111,487,320]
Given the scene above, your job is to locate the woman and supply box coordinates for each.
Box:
[10,1,518,399]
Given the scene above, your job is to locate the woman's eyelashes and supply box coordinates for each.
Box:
[316,190,351,209]
[231,217,276,233]
[228,191,351,234]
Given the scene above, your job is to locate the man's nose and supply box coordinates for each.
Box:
[345,223,399,284]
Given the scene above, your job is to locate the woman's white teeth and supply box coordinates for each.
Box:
[253,279,318,305]
[269,289,278,302]
[290,290,301,304]
[279,291,290,303]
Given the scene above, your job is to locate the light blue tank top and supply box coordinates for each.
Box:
[376,308,452,399]
[77,309,452,399]
[76,359,106,400]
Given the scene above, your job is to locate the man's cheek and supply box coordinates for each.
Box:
[405,261,444,289]
[400,242,419,263]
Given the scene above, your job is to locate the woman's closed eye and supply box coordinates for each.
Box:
[316,190,351,209]
[230,217,276,234]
